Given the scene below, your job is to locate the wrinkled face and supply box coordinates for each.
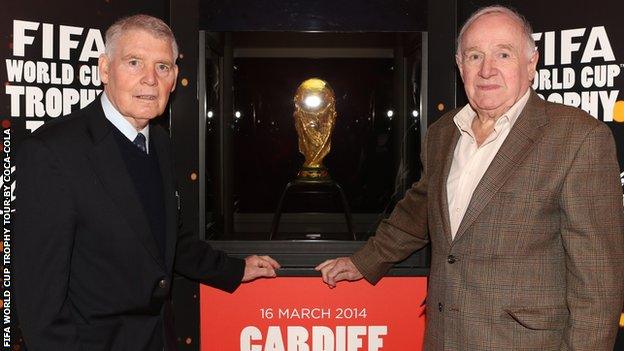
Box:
[457,12,538,117]
[99,29,178,129]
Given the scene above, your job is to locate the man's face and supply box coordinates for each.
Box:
[99,29,178,129]
[456,13,538,117]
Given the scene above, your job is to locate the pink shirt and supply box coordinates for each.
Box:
[446,90,531,239]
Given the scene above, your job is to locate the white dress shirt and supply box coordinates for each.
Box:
[100,92,150,154]
[446,90,530,239]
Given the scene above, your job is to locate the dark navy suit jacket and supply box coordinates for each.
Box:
[14,99,244,351]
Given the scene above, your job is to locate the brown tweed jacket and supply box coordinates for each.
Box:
[351,90,624,350]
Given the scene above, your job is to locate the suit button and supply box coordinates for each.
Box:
[438,302,443,312]
[447,255,456,264]
[158,279,167,289]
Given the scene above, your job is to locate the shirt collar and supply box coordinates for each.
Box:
[100,92,150,152]
[453,89,531,133]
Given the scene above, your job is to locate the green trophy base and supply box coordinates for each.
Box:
[296,166,331,183]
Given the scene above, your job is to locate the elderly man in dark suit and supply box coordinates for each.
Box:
[317,5,624,350]
[14,14,279,351]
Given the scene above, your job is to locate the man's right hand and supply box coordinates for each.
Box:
[242,255,281,282]
[315,257,363,288]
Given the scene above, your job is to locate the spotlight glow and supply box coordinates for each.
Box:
[304,95,322,109]
[412,110,419,118]
[207,110,214,118]
[234,111,242,119]
[386,110,394,118]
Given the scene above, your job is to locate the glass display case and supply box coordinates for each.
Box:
[199,31,426,241]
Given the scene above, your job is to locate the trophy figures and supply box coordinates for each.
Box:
[270,78,355,240]
[293,78,337,181]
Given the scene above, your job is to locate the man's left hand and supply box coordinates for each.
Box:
[242,255,281,282]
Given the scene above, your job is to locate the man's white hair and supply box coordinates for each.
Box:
[104,14,179,61]
[456,5,535,60]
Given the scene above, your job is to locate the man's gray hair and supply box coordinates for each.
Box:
[104,14,179,61]
[456,5,535,59]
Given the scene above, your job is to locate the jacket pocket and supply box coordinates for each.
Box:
[504,306,569,331]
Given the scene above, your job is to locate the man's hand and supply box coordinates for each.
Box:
[242,255,281,282]
[315,257,363,288]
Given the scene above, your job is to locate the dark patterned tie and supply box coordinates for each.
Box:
[133,133,147,153]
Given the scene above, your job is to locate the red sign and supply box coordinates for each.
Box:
[200,277,427,351]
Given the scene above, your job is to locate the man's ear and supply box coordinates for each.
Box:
[456,54,464,80]
[170,64,179,93]
[99,54,110,85]
[527,50,539,82]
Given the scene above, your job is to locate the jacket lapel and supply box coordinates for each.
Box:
[86,100,165,268]
[452,91,549,243]
[151,125,178,272]
[434,124,460,246]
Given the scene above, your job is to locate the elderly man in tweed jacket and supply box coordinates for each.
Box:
[317,5,624,350]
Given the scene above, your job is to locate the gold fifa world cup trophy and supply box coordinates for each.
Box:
[293,78,337,181]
